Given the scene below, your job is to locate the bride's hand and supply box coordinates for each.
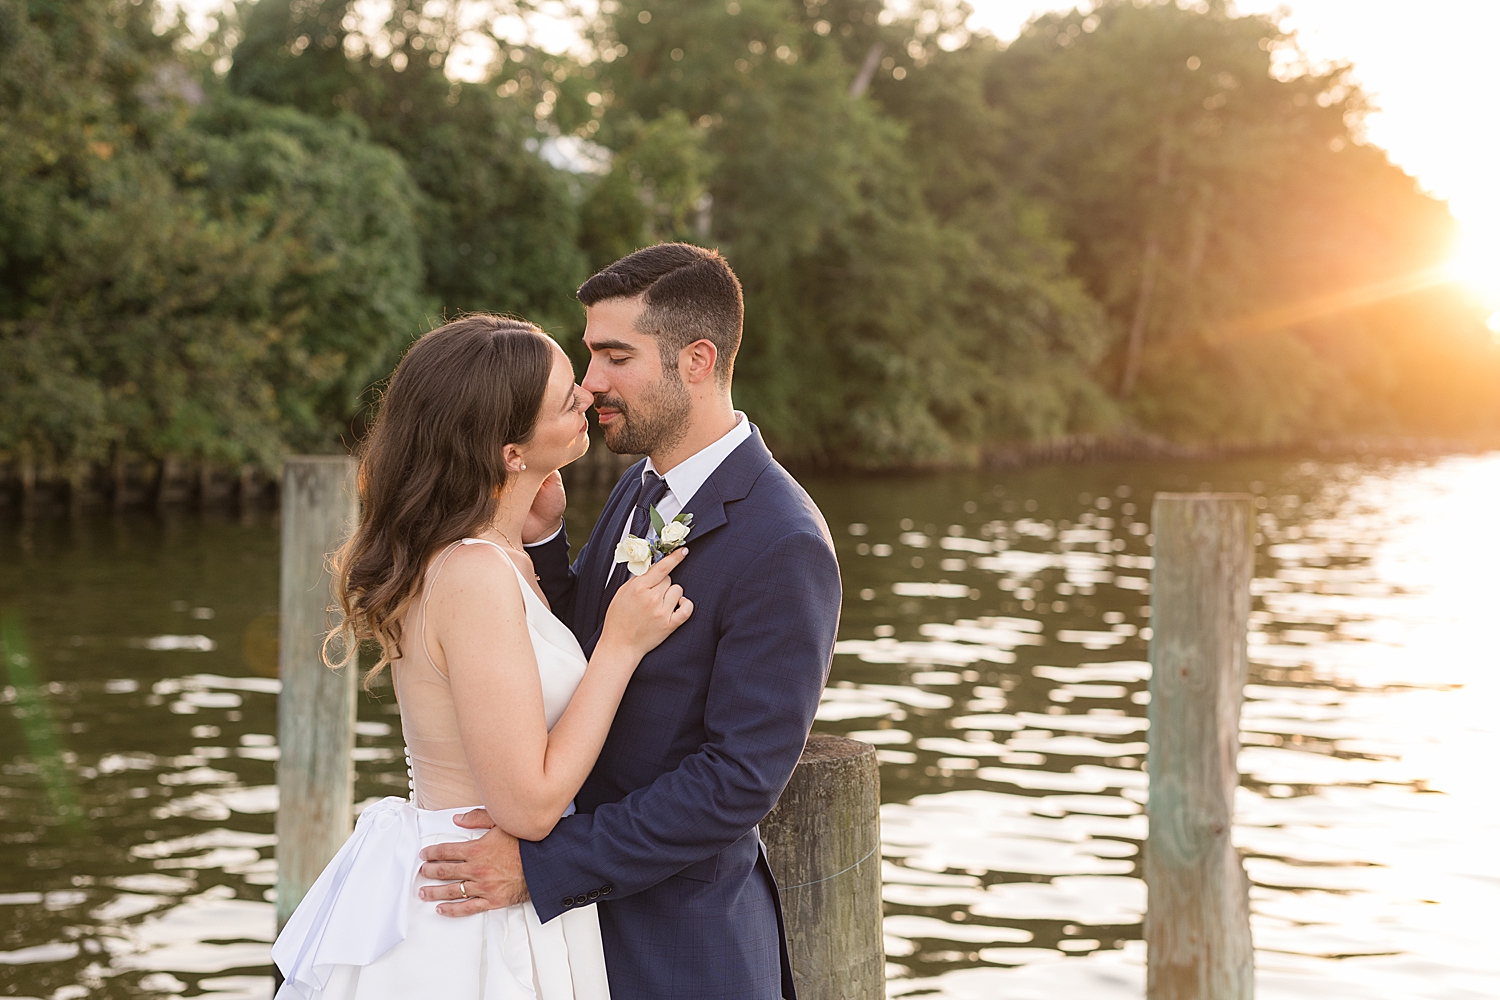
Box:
[522,471,566,544]
[601,547,694,660]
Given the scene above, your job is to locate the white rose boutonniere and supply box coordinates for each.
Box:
[614,505,695,576]
[614,535,654,577]
[658,519,690,546]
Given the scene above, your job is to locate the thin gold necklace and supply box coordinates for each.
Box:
[493,527,540,581]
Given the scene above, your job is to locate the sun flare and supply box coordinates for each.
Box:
[1446,231,1500,308]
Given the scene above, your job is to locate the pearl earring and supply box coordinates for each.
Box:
[520,463,527,471]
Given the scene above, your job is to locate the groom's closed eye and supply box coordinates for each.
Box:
[586,338,636,364]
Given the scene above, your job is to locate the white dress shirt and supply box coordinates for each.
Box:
[613,412,751,581]
[527,412,753,590]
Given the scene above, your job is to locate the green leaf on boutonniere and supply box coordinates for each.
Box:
[674,512,693,526]
[649,504,666,536]
[654,512,691,552]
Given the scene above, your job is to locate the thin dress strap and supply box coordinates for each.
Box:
[413,540,464,679]
[458,536,517,564]
[413,538,531,679]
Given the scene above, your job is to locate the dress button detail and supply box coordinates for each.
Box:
[600,885,613,895]
[587,889,600,900]
[562,896,575,906]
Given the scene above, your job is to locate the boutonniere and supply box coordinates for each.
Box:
[614,506,694,576]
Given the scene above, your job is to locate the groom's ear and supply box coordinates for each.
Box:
[679,338,719,386]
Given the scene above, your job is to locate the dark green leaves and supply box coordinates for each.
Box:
[4,0,1496,481]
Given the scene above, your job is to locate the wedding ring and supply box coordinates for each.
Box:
[458,881,468,899]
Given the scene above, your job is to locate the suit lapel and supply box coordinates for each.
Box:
[582,427,774,649]
[655,425,773,553]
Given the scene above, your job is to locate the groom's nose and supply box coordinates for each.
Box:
[581,358,610,398]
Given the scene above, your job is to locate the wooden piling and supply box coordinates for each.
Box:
[274,456,360,935]
[762,734,884,1000]
[1146,494,1255,1000]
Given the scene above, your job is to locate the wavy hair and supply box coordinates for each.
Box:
[325,315,554,687]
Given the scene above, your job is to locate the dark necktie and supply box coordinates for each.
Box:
[603,470,672,601]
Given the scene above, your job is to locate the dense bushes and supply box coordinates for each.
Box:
[0,0,426,485]
[2,0,1496,488]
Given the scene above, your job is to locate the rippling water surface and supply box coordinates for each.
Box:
[3,453,1498,999]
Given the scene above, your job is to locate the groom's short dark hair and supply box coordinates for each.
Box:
[577,243,743,386]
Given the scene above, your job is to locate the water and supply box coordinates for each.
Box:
[3,453,1498,999]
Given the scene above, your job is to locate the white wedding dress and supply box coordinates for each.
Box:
[272,539,612,1000]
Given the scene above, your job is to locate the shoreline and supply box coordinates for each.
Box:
[979,432,1500,471]
[2,434,1496,513]
[783,432,1500,477]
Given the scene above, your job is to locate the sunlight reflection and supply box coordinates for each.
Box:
[4,456,1500,998]
[826,454,1500,999]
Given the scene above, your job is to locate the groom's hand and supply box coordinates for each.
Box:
[522,470,566,544]
[417,808,531,916]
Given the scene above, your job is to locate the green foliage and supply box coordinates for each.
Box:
[228,0,588,333]
[0,0,425,473]
[176,97,428,450]
[363,80,585,334]
[584,0,1112,465]
[3,0,1497,480]
[975,0,1499,442]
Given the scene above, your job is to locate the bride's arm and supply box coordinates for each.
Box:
[435,546,692,841]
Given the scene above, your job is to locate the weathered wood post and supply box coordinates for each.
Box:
[762,734,884,1000]
[275,457,360,938]
[1146,494,1255,999]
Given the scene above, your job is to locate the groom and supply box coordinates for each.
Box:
[417,243,842,999]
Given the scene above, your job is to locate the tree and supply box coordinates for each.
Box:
[5,0,1495,485]
[1,0,427,481]
[176,97,429,451]
[229,0,589,333]
[980,0,1499,441]
[581,0,1112,465]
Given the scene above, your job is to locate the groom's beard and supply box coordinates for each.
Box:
[596,372,692,456]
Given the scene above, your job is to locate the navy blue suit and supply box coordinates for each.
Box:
[519,426,841,1000]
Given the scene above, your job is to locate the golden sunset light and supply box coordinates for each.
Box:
[8,0,1500,997]
[1447,231,1500,325]
[973,0,1500,330]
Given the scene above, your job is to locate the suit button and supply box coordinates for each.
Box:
[562,896,575,906]
[600,885,613,895]
[588,890,600,900]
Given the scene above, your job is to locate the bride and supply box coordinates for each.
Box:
[272,314,693,999]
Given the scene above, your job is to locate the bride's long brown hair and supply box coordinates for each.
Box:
[325,314,555,687]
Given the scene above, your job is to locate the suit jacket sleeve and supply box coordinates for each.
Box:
[527,525,579,630]
[519,528,841,922]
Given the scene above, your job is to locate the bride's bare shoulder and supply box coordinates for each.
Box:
[425,542,526,619]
